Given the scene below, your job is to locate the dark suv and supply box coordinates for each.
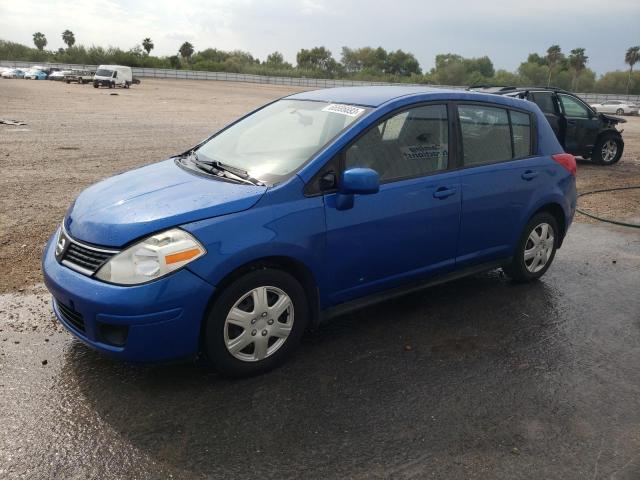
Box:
[469,86,625,166]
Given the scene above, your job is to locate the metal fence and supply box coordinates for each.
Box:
[2,59,639,103]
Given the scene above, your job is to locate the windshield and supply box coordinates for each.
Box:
[195,99,368,184]
[96,69,113,77]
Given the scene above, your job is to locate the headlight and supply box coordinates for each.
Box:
[95,229,205,285]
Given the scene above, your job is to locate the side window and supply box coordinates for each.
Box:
[458,105,511,165]
[345,104,448,182]
[511,111,532,158]
[530,92,557,114]
[558,94,590,118]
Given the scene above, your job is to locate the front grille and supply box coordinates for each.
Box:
[62,242,114,274]
[56,300,85,333]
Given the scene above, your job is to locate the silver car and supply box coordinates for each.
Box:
[590,100,639,115]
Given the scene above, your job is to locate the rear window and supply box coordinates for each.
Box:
[458,104,533,166]
[530,92,556,114]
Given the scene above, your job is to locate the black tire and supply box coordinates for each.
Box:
[616,108,624,115]
[592,132,623,166]
[93,83,99,88]
[204,268,309,377]
[503,212,559,283]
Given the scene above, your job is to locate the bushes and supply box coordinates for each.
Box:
[1,38,638,94]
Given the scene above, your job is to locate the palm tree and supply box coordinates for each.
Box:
[61,30,75,49]
[568,48,588,91]
[32,32,47,51]
[546,45,563,86]
[179,42,194,61]
[142,37,154,55]
[625,46,640,94]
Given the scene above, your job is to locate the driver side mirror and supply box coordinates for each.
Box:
[335,168,380,210]
[340,168,380,195]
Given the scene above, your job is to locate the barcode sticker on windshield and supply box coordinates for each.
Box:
[322,104,365,117]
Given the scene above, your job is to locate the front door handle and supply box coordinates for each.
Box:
[521,170,539,181]
[433,186,457,199]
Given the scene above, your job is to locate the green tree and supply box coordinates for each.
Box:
[265,51,292,69]
[545,45,563,86]
[385,49,421,76]
[624,46,640,94]
[568,48,588,90]
[179,41,194,61]
[296,47,339,73]
[61,29,75,49]
[340,46,388,74]
[142,37,154,55]
[168,55,180,68]
[32,32,47,51]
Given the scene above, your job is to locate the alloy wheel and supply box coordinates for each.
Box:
[223,286,294,362]
[601,140,618,163]
[524,223,555,273]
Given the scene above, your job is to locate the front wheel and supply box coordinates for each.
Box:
[616,108,624,115]
[592,133,623,165]
[204,268,308,377]
[504,212,559,283]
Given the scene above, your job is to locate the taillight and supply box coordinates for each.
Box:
[552,153,577,176]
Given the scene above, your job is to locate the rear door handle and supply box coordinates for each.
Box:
[521,170,539,181]
[433,186,457,199]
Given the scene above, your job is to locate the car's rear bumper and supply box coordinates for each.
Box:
[42,233,215,362]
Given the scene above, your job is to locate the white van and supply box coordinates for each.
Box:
[93,65,133,88]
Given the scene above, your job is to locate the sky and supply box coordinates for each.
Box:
[1,0,639,75]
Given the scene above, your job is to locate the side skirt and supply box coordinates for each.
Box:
[320,259,510,322]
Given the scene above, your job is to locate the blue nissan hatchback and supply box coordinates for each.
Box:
[43,86,577,376]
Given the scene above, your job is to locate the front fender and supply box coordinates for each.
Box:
[182,180,328,303]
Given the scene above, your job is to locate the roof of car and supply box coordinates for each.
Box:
[286,86,470,108]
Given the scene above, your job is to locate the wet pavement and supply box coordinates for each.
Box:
[1,222,639,479]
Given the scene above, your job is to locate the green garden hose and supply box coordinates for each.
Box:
[576,186,640,228]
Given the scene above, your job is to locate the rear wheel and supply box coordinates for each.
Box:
[592,132,623,165]
[504,212,558,283]
[204,268,308,377]
[616,108,624,115]
[93,83,98,88]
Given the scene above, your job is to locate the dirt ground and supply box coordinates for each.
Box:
[1,78,639,293]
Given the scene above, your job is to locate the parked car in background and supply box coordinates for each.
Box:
[1,68,25,79]
[42,67,60,77]
[93,65,133,88]
[590,100,639,116]
[24,69,48,80]
[43,86,577,376]
[64,69,95,84]
[469,86,626,166]
[49,70,72,81]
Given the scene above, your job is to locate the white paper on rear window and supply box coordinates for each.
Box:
[322,104,365,117]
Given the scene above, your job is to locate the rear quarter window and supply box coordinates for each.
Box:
[510,110,532,159]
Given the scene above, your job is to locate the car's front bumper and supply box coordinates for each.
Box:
[42,233,215,362]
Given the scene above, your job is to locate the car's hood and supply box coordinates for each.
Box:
[599,112,626,124]
[66,159,267,247]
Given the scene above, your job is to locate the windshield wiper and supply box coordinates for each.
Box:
[187,151,264,186]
